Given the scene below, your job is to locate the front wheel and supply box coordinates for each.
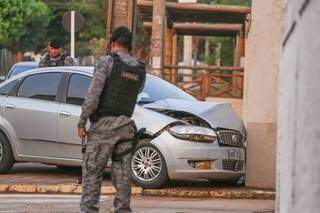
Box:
[0,132,14,173]
[131,140,168,189]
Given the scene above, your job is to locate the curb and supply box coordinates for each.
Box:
[0,184,142,195]
[142,188,275,200]
[0,184,275,200]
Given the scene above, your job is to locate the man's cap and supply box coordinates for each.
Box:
[48,39,61,49]
[110,26,132,43]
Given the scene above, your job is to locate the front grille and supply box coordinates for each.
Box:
[222,160,244,171]
[217,130,244,147]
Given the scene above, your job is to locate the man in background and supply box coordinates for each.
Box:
[39,39,75,67]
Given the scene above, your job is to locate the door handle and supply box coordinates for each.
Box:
[5,104,16,110]
[59,111,72,118]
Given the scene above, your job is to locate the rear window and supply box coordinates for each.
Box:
[0,80,18,96]
[8,65,37,79]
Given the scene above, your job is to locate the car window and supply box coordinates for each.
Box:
[67,74,91,106]
[8,65,37,79]
[138,75,196,103]
[0,80,18,96]
[17,73,62,102]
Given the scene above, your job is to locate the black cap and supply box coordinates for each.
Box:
[48,39,61,49]
[110,26,132,43]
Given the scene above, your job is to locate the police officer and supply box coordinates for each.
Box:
[39,39,75,67]
[78,26,146,213]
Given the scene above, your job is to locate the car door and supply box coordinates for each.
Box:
[56,73,91,159]
[1,72,62,157]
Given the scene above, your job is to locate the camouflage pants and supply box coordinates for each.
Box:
[80,117,136,213]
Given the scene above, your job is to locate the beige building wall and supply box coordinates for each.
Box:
[243,0,282,188]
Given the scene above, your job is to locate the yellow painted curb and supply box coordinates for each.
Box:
[0,184,9,192]
[142,188,276,200]
[0,183,142,195]
[8,184,37,193]
[37,185,60,193]
[0,183,274,199]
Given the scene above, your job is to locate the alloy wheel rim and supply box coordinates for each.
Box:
[131,147,162,182]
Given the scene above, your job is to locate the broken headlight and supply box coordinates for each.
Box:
[168,125,217,143]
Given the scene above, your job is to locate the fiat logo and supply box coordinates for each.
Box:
[232,134,238,143]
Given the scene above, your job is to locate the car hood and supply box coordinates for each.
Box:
[132,105,178,134]
[144,99,246,135]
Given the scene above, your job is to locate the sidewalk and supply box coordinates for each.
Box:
[0,163,275,199]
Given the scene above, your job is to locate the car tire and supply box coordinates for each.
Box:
[0,132,14,173]
[131,140,168,189]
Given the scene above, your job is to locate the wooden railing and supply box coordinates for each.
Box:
[163,65,244,100]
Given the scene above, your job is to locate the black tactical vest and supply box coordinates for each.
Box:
[92,53,146,121]
[42,54,67,67]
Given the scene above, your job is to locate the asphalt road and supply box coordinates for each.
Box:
[0,194,275,213]
[0,162,240,188]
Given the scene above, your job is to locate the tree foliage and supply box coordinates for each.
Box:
[0,0,107,56]
[0,0,50,52]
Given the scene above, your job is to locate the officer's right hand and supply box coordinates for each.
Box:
[78,127,87,140]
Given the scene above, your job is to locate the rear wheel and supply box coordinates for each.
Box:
[0,132,14,173]
[131,140,168,189]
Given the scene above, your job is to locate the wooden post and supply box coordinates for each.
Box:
[232,32,244,98]
[142,22,242,34]
[137,0,251,14]
[232,33,241,97]
[238,31,245,97]
[205,37,210,62]
[171,34,178,83]
[150,0,166,77]
[164,26,173,80]
[106,0,135,53]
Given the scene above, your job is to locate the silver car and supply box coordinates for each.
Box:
[0,67,246,188]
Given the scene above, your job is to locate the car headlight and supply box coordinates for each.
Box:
[168,125,217,143]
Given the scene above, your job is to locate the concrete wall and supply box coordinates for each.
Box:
[243,0,282,188]
[277,0,320,212]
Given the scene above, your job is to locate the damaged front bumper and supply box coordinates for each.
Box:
[151,131,245,181]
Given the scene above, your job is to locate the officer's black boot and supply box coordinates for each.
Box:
[75,176,82,185]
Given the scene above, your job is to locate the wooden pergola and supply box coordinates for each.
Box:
[137,0,251,99]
